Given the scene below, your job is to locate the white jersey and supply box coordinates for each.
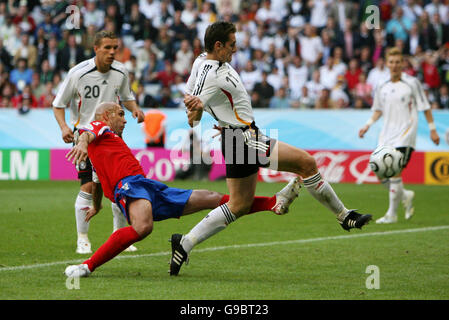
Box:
[372,72,430,148]
[186,53,254,128]
[52,57,135,128]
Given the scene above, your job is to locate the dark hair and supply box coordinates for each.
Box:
[94,30,118,46]
[204,21,236,53]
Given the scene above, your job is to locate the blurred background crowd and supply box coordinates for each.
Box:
[2,0,449,113]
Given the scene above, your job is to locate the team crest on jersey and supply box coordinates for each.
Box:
[121,182,129,190]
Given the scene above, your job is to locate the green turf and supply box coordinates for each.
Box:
[0,180,448,300]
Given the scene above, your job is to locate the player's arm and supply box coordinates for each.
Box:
[66,131,95,165]
[122,100,145,123]
[184,94,204,127]
[53,107,74,143]
[359,110,382,138]
[85,172,103,222]
[423,109,440,145]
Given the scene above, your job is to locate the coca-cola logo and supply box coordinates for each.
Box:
[259,151,379,184]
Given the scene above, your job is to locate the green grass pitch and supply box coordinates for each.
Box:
[0,180,448,300]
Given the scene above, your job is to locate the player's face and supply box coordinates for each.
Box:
[217,33,237,63]
[109,106,127,136]
[387,55,403,79]
[95,38,119,67]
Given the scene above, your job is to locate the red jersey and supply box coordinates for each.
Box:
[79,121,145,202]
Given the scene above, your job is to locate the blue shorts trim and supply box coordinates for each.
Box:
[114,175,193,224]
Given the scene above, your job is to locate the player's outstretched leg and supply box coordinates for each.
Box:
[272,177,301,215]
[272,141,372,231]
[112,202,138,252]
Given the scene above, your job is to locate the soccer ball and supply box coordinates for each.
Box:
[369,146,403,179]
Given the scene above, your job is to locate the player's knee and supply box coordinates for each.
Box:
[134,220,153,238]
[301,153,318,177]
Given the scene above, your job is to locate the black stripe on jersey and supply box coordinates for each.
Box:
[193,64,212,96]
[110,66,125,76]
[79,66,98,80]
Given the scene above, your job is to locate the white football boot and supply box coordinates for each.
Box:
[375,214,398,224]
[124,244,138,252]
[272,177,301,215]
[76,238,92,254]
[65,264,91,278]
[402,190,415,220]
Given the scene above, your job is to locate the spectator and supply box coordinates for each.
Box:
[330,75,350,108]
[418,12,438,51]
[13,33,38,70]
[0,39,13,71]
[366,57,389,92]
[10,58,33,91]
[114,37,132,64]
[344,58,362,93]
[38,81,55,108]
[59,34,85,71]
[157,86,179,109]
[432,83,449,109]
[266,65,283,92]
[269,87,291,109]
[82,0,105,29]
[306,69,325,105]
[299,24,323,67]
[150,60,178,88]
[354,72,373,108]
[39,36,61,72]
[319,56,340,90]
[295,85,315,109]
[173,39,194,77]
[11,84,38,109]
[287,55,308,100]
[35,11,61,41]
[329,0,357,32]
[135,82,158,109]
[12,4,36,34]
[155,24,175,61]
[315,88,337,109]
[421,51,441,95]
[310,0,329,29]
[240,60,261,93]
[252,71,275,108]
[386,7,413,43]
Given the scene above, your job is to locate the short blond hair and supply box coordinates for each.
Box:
[386,47,403,60]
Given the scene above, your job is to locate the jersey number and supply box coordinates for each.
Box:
[84,85,100,98]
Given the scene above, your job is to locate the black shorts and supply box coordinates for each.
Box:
[396,146,414,169]
[221,122,277,178]
[74,127,93,186]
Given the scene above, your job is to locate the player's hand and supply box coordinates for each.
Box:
[133,108,145,123]
[359,125,369,138]
[85,205,102,222]
[212,124,222,138]
[184,94,203,111]
[431,130,440,145]
[62,126,74,143]
[66,143,88,165]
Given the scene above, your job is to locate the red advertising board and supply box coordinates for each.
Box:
[258,150,425,184]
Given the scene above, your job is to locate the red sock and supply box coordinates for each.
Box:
[219,195,276,213]
[83,226,141,272]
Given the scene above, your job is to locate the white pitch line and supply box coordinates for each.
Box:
[1,225,448,272]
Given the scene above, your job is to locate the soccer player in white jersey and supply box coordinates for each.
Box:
[359,47,440,224]
[169,21,372,276]
[52,31,145,253]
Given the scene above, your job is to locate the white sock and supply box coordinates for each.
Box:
[181,204,236,254]
[75,191,92,239]
[386,177,404,217]
[303,172,348,221]
[112,202,127,232]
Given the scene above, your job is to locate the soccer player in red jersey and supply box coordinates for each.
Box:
[64,102,289,277]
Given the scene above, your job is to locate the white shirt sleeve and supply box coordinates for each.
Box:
[52,72,76,108]
[371,86,383,112]
[193,65,218,106]
[118,68,135,102]
[413,78,431,111]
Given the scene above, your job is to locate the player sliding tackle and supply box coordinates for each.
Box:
[169,21,372,276]
[64,102,296,277]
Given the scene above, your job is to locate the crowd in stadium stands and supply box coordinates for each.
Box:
[1,0,449,112]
